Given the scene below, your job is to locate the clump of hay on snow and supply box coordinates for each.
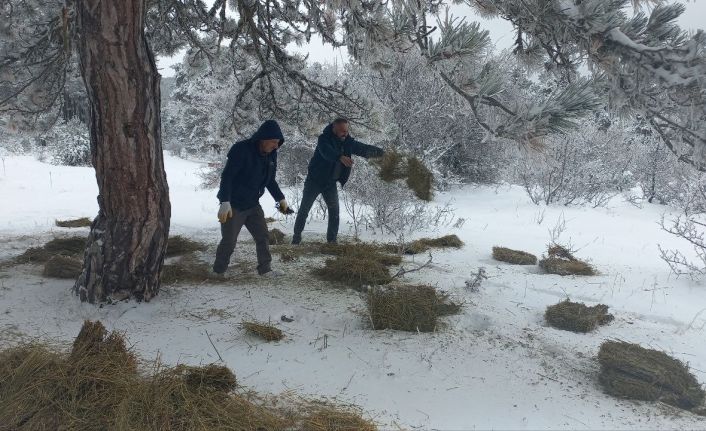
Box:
[492,246,537,265]
[242,321,284,342]
[0,320,377,430]
[319,242,402,266]
[43,255,83,279]
[367,284,461,332]
[314,256,392,290]
[598,340,706,411]
[539,244,595,276]
[399,234,464,255]
[55,217,92,228]
[15,236,86,264]
[166,235,208,257]
[545,300,613,333]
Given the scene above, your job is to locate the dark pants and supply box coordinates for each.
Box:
[213,204,272,275]
[293,178,339,243]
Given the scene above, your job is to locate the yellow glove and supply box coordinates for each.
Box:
[218,202,233,223]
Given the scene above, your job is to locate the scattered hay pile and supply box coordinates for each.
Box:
[55,217,92,228]
[242,321,284,342]
[320,242,402,267]
[598,341,706,411]
[398,234,464,255]
[373,151,434,201]
[545,300,613,333]
[166,235,208,257]
[367,285,461,332]
[161,254,225,285]
[42,255,83,279]
[539,244,595,276]
[297,402,377,431]
[492,246,537,265]
[268,228,287,245]
[0,320,376,430]
[15,236,86,264]
[314,257,392,289]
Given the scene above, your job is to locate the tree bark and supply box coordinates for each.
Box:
[73,0,170,303]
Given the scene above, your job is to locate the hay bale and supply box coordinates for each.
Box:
[299,404,377,431]
[55,217,92,228]
[367,285,460,332]
[268,228,286,245]
[16,236,86,263]
[539,258,595,276]
[242,321,284,342]
[544,300,613,333]
[405,156,433,201]
[492,246,537,265]
[178,364,238,393]
[319,242,401,267]
[539,243,595,275]
[42,255,83,279]
[161,255,224,285]
[166,235,207,257]
[402,234,464,254]
[598,341,706,410]
[375,151,407,182]
[314,257,392,289]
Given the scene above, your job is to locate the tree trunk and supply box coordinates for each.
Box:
[73,0,170,303]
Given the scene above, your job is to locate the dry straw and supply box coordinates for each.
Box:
[43,255,83,279]
[15,236,86,264]
[55,217,92,228]
[545,300,613,333]
[0,320,377,430]
[598,340,705,411]
[166,235,208,257]
[367,285,461,332]
[492,246,537,265]
[539,244,595,276]
[242,321,285,342]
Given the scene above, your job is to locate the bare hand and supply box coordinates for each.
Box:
[340,155,354,167]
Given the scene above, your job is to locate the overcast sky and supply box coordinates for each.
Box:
[156,1,706,77]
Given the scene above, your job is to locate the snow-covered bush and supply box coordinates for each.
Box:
[518,119,633,207]
[38,118,91,167]
[341,160,455,244]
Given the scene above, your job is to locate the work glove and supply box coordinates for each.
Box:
[218,201,233,223]
[277,199,294,215]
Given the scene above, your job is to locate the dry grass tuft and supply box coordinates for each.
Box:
[405,156,434,201]
[15,236,86,264]
[545,300,613,333]
[42,255,83,279]
[492,246,537,265]
[268,228,287,245]
[319,242,402,267]
[314,257,392,289]
[242,321,284,342]
[539,244,595,276]
[398,234,464,255]
[297,403,377,431]
[367,285,461,332]
[55,217,92,228]
[161,254,225,285]
[166,235,208,257]
[0,320,377,430]
[598,340,706,411]
[373,151,434,201]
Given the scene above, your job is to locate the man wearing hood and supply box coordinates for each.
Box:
[292,118,384,244]
[213,120,290,276]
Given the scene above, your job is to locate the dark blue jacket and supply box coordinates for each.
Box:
[307,123,385,186]
[217,120,286,211]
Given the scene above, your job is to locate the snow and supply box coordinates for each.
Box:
[2,154,706,429]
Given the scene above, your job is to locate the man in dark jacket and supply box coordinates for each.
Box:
[213,120,291,276]
[292,118,384,244]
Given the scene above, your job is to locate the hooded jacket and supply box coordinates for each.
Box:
[307,123,385,187]
[217,120,285,211]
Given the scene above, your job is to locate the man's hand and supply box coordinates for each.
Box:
[278,199,294,215]
[340,155,354,167]
[218,202,233,223]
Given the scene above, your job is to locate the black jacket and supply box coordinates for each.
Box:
[307,123,384,186]
[217,120,285,211]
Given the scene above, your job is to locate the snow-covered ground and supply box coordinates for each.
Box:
[1,155,706,430]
